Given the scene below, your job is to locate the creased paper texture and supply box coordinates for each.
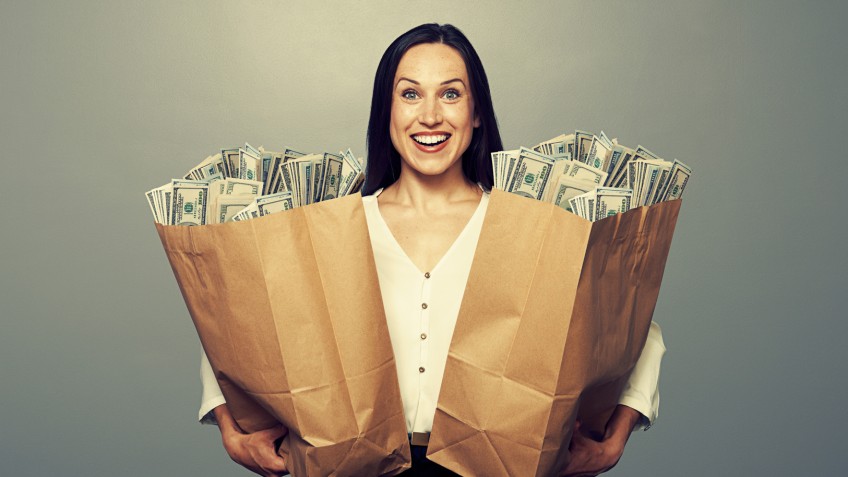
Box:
[156,188,680,476]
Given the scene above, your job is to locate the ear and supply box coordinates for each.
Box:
[473,107,481,128]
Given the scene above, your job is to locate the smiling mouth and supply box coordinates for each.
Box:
[412,134,451,146]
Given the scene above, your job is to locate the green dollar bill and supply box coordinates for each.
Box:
[595,187,633,220]
[170,180,208,226]
[508,147,555,200]
[257,191,294,216]
[551,175,596,213]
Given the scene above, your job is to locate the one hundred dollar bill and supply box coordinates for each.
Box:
[256,191,294,216]
[170,179,209,226]
[533,133,574,158]
[508,147,555,200]
[184,153,225,182]
[318,153,344,201]
[595,187,633,220]
[659,159,692,201]
[339,149,363,197]
[550,175,596,213]
[585,131,614,171]
[231,202,259,222]
[609,145,636,188]
[215,195,257,224]
[574,130,594,163]
[566,160,608,185]
[213,178,263,196]
[238,149,261,182]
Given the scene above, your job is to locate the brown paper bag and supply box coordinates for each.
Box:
[156,193,411,477]
[426,188,681,476]
[156,187,680,477]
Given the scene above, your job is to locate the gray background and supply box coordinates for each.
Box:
[1,1,845,475]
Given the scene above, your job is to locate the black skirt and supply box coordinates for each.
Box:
[396,445,462,476]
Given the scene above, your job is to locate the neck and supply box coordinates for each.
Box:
[382,161,481,210]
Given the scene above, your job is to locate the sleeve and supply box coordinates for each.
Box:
[199,346,227,425]
[617,320,667,431]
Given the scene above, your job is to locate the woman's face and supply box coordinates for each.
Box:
[390,42,480,180]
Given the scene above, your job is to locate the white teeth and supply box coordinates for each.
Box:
[413,134,449,145]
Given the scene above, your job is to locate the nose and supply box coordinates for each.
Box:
[418,97,443,127]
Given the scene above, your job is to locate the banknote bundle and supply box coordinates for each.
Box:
[145,143,364,225]
[492,130,692,221]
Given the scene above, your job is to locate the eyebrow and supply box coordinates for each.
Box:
[396,77,466,88]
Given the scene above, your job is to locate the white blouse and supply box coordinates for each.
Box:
[364,188,489,434]
[199,189,666,432]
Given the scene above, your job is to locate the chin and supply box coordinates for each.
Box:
[407,157,459,177]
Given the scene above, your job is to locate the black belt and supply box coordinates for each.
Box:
[409,431,430,446]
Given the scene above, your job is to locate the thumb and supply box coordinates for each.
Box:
[272,424,288,439]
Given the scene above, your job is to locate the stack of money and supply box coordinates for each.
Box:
[146,143,364,226]
[492,130,691,222]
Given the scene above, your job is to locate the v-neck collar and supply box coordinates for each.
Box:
[367,187,489,276]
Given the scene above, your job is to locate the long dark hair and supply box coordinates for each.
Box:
[362,23,503,195]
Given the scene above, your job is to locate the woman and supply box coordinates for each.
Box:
[199,23,666,477]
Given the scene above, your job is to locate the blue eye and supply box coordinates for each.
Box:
[443,89,461,100]
[402,89,419,100]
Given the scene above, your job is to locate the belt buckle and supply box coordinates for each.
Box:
[410,432,430,446]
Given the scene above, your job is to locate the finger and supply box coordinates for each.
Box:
[261,459,288,474]
[245,442,287,473]
[257,446,288,473]
[569,429,591,451]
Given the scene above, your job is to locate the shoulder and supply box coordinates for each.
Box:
[360,191,377,205]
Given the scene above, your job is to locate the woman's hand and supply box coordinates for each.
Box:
[212,404,289,477]
[560,405,643,477]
